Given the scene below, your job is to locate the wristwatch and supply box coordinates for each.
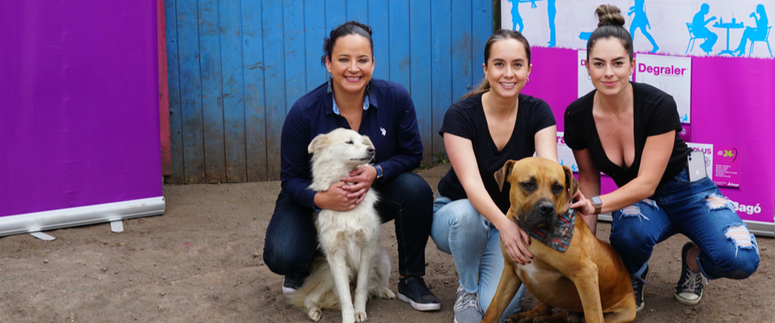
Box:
[374,164,384,181]
[590,196,603,215]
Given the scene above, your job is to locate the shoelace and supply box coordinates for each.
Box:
[679,269,708,293]
[453,291,479,312]
[406,278,432,296]
[632,277,648,296]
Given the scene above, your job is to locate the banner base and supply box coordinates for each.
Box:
[0,197,165,237]
[597,214,774,237]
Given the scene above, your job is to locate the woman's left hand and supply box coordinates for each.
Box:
[570,189,595,215]
[340,165,378,204]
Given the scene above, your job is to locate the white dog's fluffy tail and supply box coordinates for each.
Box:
[287,247,394,310]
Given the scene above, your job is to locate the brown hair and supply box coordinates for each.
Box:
[321,21,374,65]
[461,29,531,99]
[586,4,633,62]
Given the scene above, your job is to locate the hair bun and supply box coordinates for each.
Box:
[595,4,625,28]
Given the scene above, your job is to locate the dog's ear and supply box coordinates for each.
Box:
[308,134,329,157]
[494,160,517,192]
[563,165,579,202]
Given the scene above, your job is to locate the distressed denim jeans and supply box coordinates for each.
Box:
[609,167,759,280]
[431,196,526,322]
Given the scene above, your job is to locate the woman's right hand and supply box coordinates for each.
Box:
[498,218,533,265]
[314,182,358,211]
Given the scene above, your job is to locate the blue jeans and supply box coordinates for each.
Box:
[431,196,526,323]
[610,167,759,280]
[262,172,433,278]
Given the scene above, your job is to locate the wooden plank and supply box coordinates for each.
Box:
[164,0,184,183]
[304,0,327,92]
[410,0,433,166]
[284,0,306,114]
[263,0,286,180]
[242,0,268,182]
[388,0,410,88]
[219,0,247,183]
[158,0,172,177]
[346,0,368,23]
[325,0,346,33]
[368,0,389,80]
[472,0,492,84]
[431,0,453,161]
[198,0,227,183]
[176,0,205,183]
[451,0,473,100]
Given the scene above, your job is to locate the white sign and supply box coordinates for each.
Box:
[500,0,775,59]
[556,132,578,172]
[634,54,692,123]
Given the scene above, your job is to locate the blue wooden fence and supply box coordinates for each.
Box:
[165,0,494,183]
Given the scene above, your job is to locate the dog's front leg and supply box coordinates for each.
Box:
[570,259,604,323]
[482,251,521,323]
[353,240,377,322]
[328,253,356,323]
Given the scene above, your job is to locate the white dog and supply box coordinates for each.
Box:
[287,128,395,323]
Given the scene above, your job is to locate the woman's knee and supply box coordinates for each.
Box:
[705,234,760,279]
[391,172,433,201]
[262,238,312,275]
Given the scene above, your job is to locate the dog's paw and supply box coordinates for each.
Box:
[354,311,367,322]
[379,287,395,299]
[307,308,322,322]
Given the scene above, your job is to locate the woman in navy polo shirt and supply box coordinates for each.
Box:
[262,21,440,312]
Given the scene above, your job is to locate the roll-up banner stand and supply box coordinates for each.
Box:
[505,0,775,236]
[1,2,165,237]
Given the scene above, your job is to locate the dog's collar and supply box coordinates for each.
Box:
[520,209,575,253]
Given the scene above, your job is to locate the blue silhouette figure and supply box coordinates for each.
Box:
[734,4,770,56]
[509,0,538,33]
[547,0,556,47]
[629,0,659,53]
[690,3,718,54]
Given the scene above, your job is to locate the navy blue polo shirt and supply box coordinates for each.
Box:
[280,78,424,209]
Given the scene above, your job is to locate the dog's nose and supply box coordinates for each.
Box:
[538,201,555,216]
[367,147,375,155]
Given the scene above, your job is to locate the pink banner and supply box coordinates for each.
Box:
[524,47,775,226]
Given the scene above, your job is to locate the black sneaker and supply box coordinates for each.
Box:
[397,277,441,311]
[675,242,708,305]
[282,273,305,294]
[632,265,649,312]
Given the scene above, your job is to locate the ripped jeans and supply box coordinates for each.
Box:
[610,167,759,280]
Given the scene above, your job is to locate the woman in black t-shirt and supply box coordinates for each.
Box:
[430,29,557,323]
[566,4,759,313]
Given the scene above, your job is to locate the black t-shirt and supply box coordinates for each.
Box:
[437,92,556,214]
[564,82,690,188]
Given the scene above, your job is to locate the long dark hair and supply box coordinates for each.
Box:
[462,29,531,99]
[586,4,633,62]
[320,21,374,65]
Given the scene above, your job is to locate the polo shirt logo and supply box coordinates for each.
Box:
[380,127,386,136]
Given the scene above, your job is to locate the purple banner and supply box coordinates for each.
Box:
[524,47,775,225]
[0,2,161,217]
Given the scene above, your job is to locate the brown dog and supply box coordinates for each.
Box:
[482,157,636,323]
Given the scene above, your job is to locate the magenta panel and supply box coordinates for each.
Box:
[521,47,774,224]
[0,1,161,217]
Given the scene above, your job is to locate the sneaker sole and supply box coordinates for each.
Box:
[635,268,650,313]
[282,285,297,294]
[398,293,441,311]
[675,293,702,305]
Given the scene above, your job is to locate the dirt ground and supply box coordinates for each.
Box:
[1,164,773,323]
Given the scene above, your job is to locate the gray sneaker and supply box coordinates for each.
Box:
[453,285,482,323]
